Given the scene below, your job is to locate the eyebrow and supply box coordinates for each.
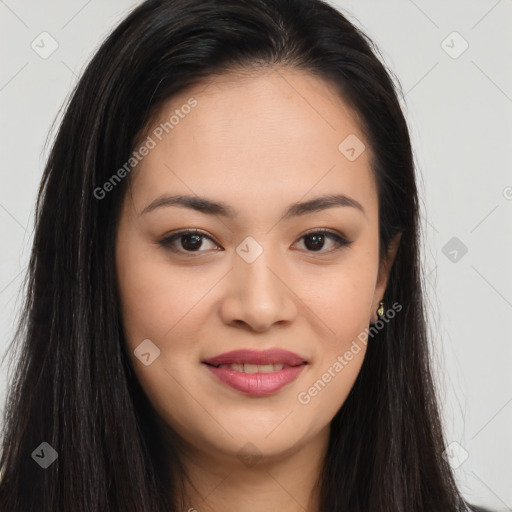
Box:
[140,193,365,219]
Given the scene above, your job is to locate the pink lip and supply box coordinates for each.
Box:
[201,348,308,366]
[204,364,307,396]
[202,349,308,396]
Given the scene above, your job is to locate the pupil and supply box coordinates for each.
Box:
[305,234,324,251]
[182,234,202,251]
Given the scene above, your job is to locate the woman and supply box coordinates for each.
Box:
[0,0,494,510]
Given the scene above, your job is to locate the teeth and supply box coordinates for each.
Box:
[218,363,286,373]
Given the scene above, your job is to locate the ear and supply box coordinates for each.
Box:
[370,231,402,322]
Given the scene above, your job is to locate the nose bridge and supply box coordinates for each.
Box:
[234,235,284,300]
[220,235,296,330]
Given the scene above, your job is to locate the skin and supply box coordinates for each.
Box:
[115,67,401,512]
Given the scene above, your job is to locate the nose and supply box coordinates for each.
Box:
[218,247,298,333]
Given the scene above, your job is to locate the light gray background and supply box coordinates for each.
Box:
[0,0,511,509]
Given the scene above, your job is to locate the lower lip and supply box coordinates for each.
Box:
[203,363,307,396]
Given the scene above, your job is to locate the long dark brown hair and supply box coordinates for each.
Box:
[0,0,486,510]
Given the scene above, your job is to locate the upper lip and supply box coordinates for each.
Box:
[202,349,308,367]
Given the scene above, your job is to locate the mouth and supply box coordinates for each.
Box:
[201,348,308,368]
[203,362,302,372]
[201,348,308,396]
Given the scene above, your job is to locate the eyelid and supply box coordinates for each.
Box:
[157,228,352,255]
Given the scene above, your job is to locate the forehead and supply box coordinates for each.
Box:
[128,67,377,221]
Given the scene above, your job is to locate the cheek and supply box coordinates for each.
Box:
[295,284,370,427]
[116,238,204,348]
[115,243,211,433]
[293,254,376,418]
[296,347,365,430]
[299,250,377,335]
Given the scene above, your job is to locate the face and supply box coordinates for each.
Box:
[115,68,398,467]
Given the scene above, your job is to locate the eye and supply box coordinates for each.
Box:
[157,229,220,255]
[293,229,352,254]
[157,228,352,256]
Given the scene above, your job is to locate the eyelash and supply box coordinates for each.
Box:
[157,228,352,256]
